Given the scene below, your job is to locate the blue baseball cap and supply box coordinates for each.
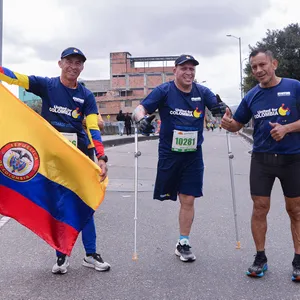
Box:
[175,54,199,66]
[61,47,86,62]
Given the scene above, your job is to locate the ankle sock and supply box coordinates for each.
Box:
[293,253,300,263]
[257,250,266,258]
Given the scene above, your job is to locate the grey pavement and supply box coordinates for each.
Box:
[1,130,300,300]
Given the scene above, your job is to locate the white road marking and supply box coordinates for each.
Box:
[0,216,11,229]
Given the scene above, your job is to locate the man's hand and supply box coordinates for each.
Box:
[210,94,228,117]
[138,115,155,136]
[98,159,108,182]
[221,108,233,130]
[269,122,288,142]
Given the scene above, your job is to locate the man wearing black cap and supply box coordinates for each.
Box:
[132,54,227,262]
[0,47,110,274]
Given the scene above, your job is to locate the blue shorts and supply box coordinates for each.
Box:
[153,148,204,201]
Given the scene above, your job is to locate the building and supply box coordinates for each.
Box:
[19,87,41,104]
[83,52,178,121]
[18,52,178,121]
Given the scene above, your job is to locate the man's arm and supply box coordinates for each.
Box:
[221,108,244,132]
[85,114,105,158]
[98,114,104,130]
[86,114,107,181]
[270,119,300,142]
[0,67,29,89]
[132,105,147,122]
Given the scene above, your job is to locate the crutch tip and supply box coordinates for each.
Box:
[132,253,138,261]
[236,241,241,249]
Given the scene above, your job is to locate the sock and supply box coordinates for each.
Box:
[179,235,189,245]
[293,253,300,263]
[257,250,266,258]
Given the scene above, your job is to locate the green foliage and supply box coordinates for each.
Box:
[27,100,42,115]
[243,23,300,93]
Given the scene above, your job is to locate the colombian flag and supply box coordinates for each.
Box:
[0,84,108,255]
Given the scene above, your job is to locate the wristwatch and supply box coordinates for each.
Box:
[98,155,108,163]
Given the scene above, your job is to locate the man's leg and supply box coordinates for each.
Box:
[179,194,195,237]
[246,195,270,277]
[81,215,111,271]
[175,194,196,262]
[285,196,300,281]
[251,195,271,251]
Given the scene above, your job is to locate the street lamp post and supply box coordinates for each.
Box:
[226,34,243,100]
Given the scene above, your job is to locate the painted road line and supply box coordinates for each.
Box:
[0,216,11,229]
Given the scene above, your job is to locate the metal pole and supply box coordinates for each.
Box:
[226,131,241,249]
[238,37,243,99]
[132,123,141,261]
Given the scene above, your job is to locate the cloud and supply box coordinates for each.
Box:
[3,0,271,63]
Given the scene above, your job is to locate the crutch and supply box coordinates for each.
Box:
[226,131,241,249]
[132,122,141,260]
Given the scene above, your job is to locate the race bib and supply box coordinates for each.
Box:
[61,132,78,147]
[171,130,197,152]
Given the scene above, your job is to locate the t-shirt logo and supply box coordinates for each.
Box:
[278,104,290,116]
[193,107,203,118]
[191,97,201,102]
[254,104,290,119]
[49,105,82,119]
[277,92,291,97]
[170,108,203,118]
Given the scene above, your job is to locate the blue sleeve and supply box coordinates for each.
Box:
[27,76,49,98]
[202,86,217,110]
[83,92,98,116]
[141,85,168,114]
[233,97,252,125]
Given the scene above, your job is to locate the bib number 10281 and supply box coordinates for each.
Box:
[175,137,196,146]
[171,130,198,152]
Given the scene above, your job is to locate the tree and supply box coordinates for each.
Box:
[27,100,42,115]
[243,23,300,93]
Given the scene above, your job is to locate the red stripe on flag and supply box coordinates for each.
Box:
[0,185,79,255]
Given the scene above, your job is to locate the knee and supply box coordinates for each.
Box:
[286,206,300,221]
[179,195,195,209]
[252,198,270,218]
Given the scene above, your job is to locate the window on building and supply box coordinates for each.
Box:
[125,100,132,107]
[99,102,106,108]
[112,74,126,78]
[119,90,133,97]
[93,92,107,97]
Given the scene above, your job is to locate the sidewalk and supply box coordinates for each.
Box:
[102,133,159,148]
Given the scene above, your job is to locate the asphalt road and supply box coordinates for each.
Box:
[0,130,299,300]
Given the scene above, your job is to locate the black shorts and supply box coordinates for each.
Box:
[250,152,300,198]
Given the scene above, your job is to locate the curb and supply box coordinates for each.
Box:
[103,135,159,148]
[239,131,253,144]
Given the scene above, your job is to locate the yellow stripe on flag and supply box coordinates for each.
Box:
[0,84,107,210]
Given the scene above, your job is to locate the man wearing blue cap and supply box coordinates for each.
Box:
[0,47,110,274]
[132,54,227,262]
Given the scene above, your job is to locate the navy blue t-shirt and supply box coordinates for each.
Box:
[141,81,217,153]
[234,78,300,154]
[27,76,98,153]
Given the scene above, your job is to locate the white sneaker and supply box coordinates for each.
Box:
[82,253,111,271]
[175,239,196,262]
[52,255,69,274]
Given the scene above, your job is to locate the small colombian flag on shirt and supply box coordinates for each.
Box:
[0,84,108,255]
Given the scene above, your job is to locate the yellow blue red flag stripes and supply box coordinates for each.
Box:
[0,84,108,255]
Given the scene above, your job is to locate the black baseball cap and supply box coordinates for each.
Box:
[175,54,199,66]
[61,47,86,62]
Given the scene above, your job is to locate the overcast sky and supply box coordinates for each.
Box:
[2,0,300,105]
